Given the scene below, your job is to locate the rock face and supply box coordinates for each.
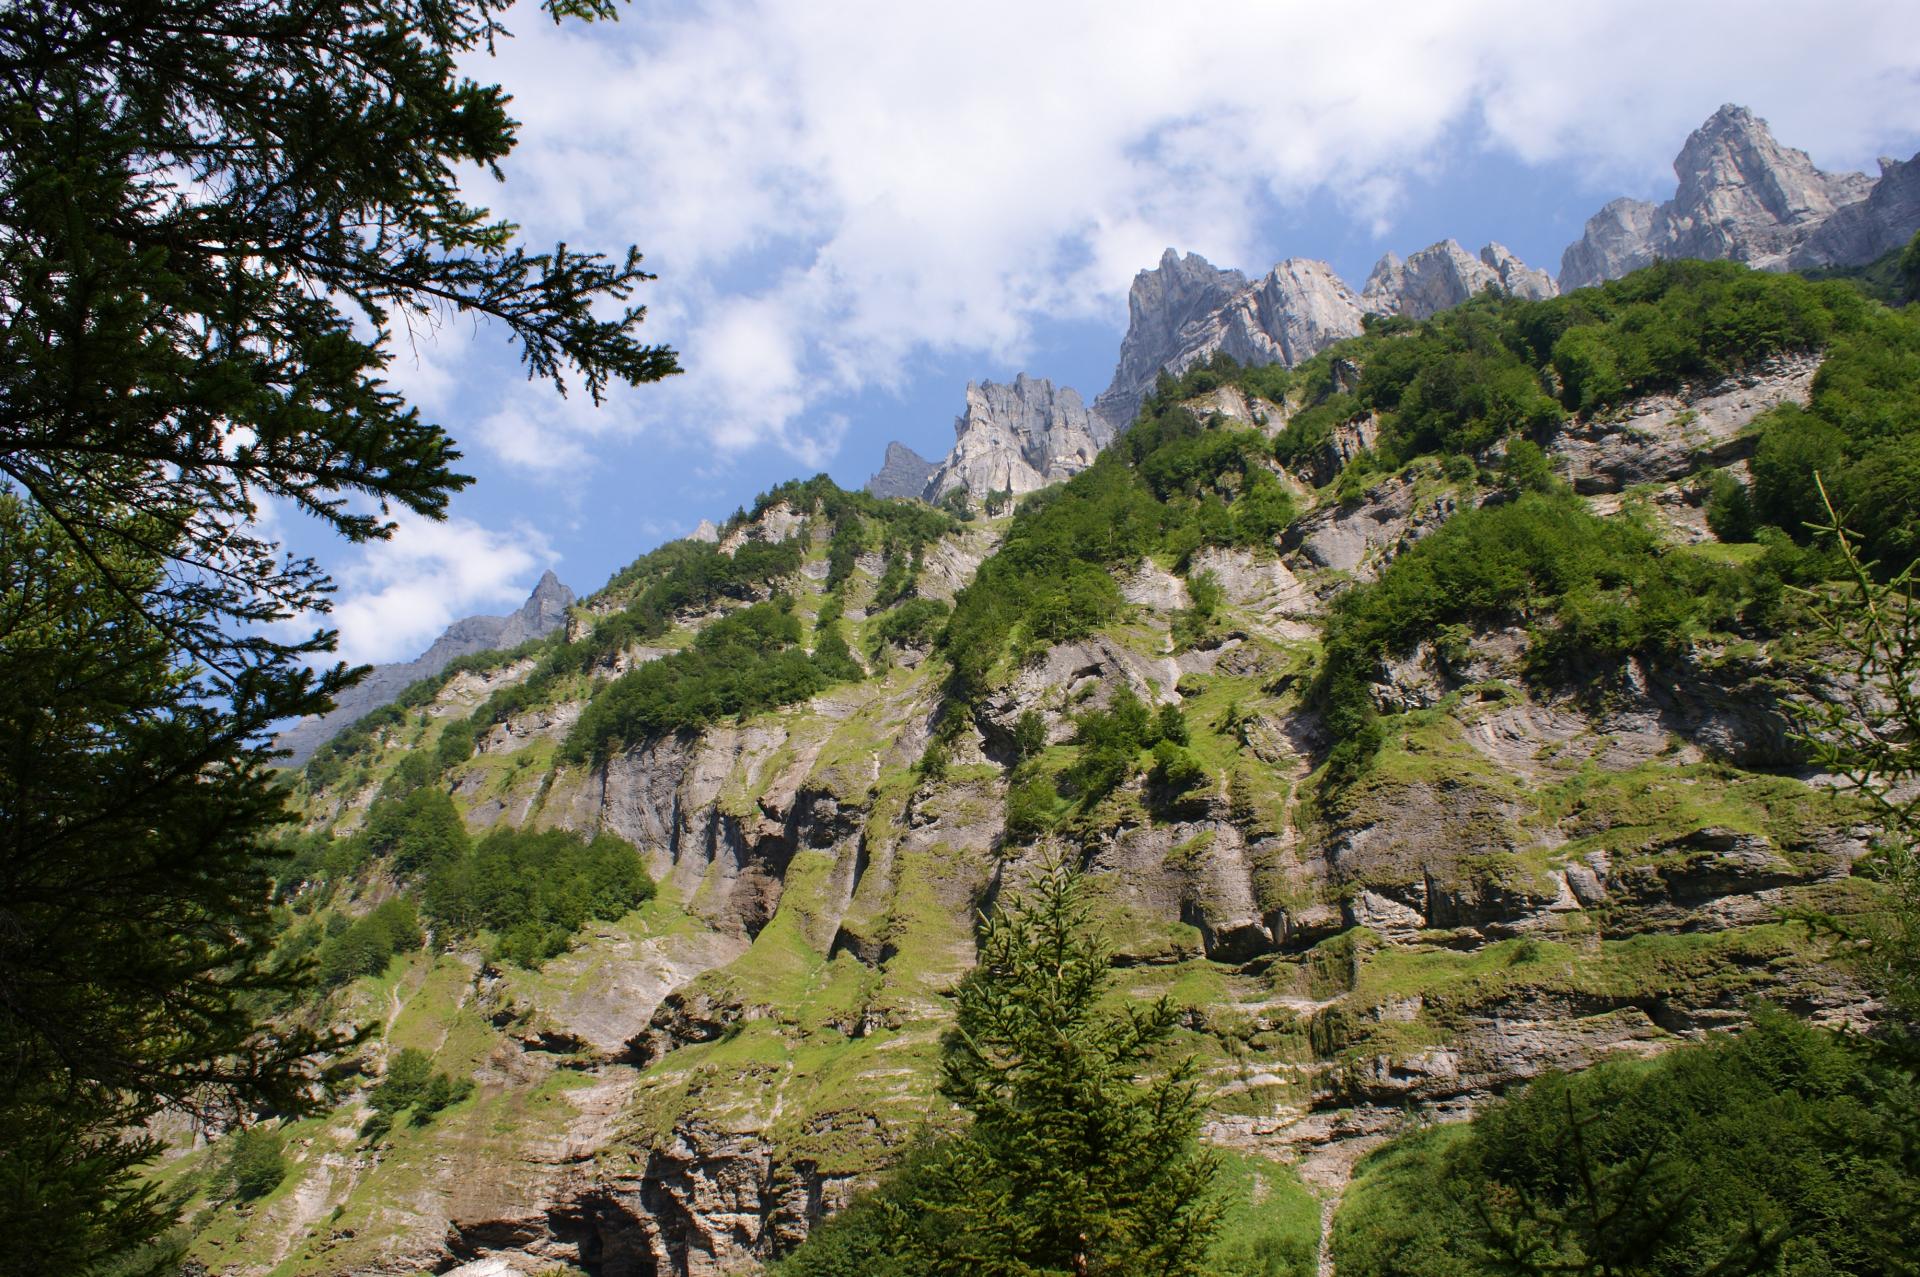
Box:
[863,441,938,500]
[1090,248,1253,430]
[273,569,575,765]
[919,374,1112,501]
[1166,258,1369,378]
[1793,152,1920,268]
[1363,240,1558,320]
[1087,241,1556,435]
[1559,104,1889,289]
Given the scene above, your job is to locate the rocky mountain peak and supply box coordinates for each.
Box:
[1362,239,1558,321]
[273,571,575,764]
[1091,249,1250,430]
[921,374,1109,501]
[865,441,938,500]
[1670,104,1872,243]
[1559,104,1897,289]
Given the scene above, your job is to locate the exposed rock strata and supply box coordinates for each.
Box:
[920,374,1112,501]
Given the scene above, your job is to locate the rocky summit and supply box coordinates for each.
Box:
[1559,103,1913,288]
[273,569,576,765]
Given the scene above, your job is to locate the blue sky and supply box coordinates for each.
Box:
[275,0,1920,666]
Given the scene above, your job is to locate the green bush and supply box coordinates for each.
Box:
[219,1127,286,1202]
[565,600,859,760]
[420,825,653,966]
[1332,1010,1920,1276]
[369,1047,472,1121]
[314,897,421,988]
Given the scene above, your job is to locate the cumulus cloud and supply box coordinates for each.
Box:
[320,511,558,665]
[435,0,1920,473]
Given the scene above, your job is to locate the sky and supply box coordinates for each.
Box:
[280,0,1920,667]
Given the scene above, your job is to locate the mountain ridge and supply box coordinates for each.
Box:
[273,569,576,765]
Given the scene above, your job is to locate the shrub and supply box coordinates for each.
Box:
[420,826,653,966]
[220,1127,286,1202]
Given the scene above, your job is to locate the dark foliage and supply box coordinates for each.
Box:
[1334,1010,1920,1277]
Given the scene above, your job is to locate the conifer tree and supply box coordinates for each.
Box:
[0,2,676,1266]
[778,857,1221,1277]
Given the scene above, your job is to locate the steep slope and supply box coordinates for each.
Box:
[155,260,1913,1277]
[1559,104,1907,288]
[274,570,576,765]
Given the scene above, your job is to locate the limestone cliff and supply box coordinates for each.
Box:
[916,374,1111,501]
[1090,248,1253,430]
[1560,104,1899,288]
[192,345,1879,1277]
[1362,239,1557,320]
[862,441,937,500]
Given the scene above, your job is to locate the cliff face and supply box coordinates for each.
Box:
[193,102,1919,1277]
[272,569,576,765]
[863,441,937,500]
[1362,240,1558,320]
[1559,104,1908,288]
[917,375,1112,501]
[212,348,1876,1277]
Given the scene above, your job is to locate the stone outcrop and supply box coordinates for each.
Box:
[1086,240,1556,437]
[1091,248,1251,430]
[918,374,1112,501]
[1362,240,1557,320]
[1793,151,1920,268]
[863,441,937,500]
[273,569,575,764]
[1164,258,1369,378]
[1559,104,1893,289]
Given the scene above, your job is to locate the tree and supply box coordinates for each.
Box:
[1792,484,1920,1019]
[0,0,676,699]
[220,1127,287,1203]
[778,858,1221,1276]
[0,1,676,1266]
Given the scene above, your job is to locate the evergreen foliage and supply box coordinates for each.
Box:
[314,898,422,988]
[0,0,677,1255]
[420,825,655,966]
[775,860,1221,1276]
[565,599,863,760]
[367,1048,472,1121]
[217,1128,286,1203]
[1332,1010,1920,1276]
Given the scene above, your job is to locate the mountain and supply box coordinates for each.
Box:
[1087,238,1558,432]
[865,376,1112,505]
[165,105,1920,1277]
[1089,248,1253,429]
[920,374,1112,499]
[272,569,575,764]
[863,440,937,499]
[1559,103,1900,288]
[1361,239,1558,319]
[170,249,1920,1275]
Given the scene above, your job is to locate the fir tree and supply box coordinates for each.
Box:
[0,2,676,1266]
[778,857,1221,1277]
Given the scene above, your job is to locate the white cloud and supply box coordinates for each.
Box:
[321,512,557,665]
[439,0,1920,471]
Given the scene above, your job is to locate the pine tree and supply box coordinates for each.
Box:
[778,857,1222,1277]
[0,2,677,1266]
